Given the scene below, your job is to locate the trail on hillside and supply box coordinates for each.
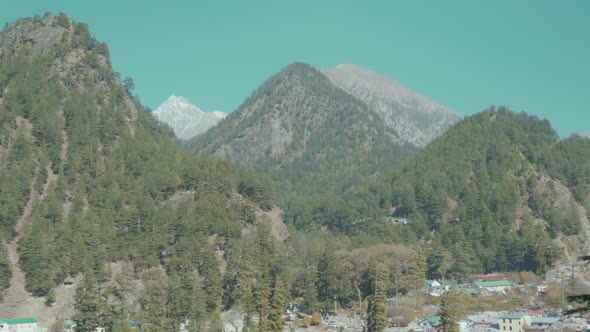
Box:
[0,164,39,318]
[0,127,78,328]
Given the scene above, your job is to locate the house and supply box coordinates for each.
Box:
[499,314,530,332]
[425,280,442,290]
[474,280,511,293]
[528,317,563,329]
[458,318,473,330]
[468,315,500,330]
[64,319,76,331]
[473,273,505,281]
[419,316,441,330]
[0,318,38,332]
[525,310,543,317]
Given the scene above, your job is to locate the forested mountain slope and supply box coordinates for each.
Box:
[191,62,417,198]
[281,107,590,280]
[374,108,590,277]
[0,14,283,330]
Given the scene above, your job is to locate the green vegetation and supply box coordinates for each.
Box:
[190,63,417,226]
[438,290,463,332]
[1,13,590,331]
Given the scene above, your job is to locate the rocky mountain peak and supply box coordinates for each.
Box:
[320,64,461,147]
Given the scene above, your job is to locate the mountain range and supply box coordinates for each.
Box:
[190,62,418,197]
[153,95,226,140]
[1,13,590,330]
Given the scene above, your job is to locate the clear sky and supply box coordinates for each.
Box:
[1,1,589,136]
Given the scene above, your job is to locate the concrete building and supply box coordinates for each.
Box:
[0,318,38,332]
[499,314,530,332]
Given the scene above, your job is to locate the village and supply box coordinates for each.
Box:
[2,271,589,332]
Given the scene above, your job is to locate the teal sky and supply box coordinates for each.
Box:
[1,1,589,136]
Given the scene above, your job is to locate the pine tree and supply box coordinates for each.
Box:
[438,290,463,332]
[268,277,288,331]
[366,263,387,332]
[256,279,272,332]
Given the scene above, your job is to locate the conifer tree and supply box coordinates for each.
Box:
[268,277,288,331]
[438,290,463,332]
[366,263,387,332]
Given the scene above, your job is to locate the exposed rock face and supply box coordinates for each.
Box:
[320,63,460,147]
[0,14,65,56]
[193,62,412,168]
[154,95,226,140]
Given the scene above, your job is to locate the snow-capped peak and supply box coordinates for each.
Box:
[154,95,226,140]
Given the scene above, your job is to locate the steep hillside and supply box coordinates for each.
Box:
[191,62,417,196]
[283,107,590,279]
[154,95,226,140]
[378,108,590,277]
[320,64,460,147]
[0,14,282,330]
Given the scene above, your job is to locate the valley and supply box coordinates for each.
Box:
[0,11,589,332]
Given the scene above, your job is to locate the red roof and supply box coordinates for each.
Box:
[527,310,543,316]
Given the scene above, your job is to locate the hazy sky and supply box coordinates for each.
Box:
[1,1,589,136]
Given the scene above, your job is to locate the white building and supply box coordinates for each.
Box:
[0,318,38,332]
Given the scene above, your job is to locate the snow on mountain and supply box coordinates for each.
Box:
[320,64,460,147]
[154,96,226,140]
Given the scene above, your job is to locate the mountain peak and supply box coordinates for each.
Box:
[154,95,225,140]
[320,64,460,147]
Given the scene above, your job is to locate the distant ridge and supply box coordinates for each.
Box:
[320,63,460,147]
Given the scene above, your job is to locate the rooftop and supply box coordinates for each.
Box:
[421,316,441,326]
[500,313,527,320]
[474,280,510,288]
[0,318,38,324]
[531,317,561,324]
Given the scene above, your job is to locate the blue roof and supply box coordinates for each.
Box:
[0,318,38,324]
[531,317,560,324]
[475,280,511,288]
[421,316,441,326]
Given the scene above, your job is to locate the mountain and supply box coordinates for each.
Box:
[282,107,590,279]
[580,131,590,138]
[0,14,281,329]
[191,62,417,196]
[320,63,460,147]
[154,95,226,140]
[378,108,590,274]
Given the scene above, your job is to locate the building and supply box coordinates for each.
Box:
[528,317,563,329]
[474,280,511,293]
[499,314,530,332]
[63,320,76,331]
[419,316,441,331]
[425,280,442,290]
[468,315,500,330]
[0,318,38,332]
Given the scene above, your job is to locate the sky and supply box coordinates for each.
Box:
[1,1,589,136]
